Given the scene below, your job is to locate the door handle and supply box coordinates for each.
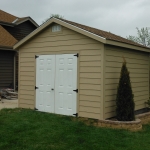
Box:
[51,88,54,91]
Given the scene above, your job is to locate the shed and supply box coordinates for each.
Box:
[14,17,150,120]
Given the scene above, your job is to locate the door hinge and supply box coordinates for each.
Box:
[73,113,78,117]
[35,55,39,59]
[74,53,79,57]
[35,86,39,90]
[73,89,78,93]
[34,107,38,110]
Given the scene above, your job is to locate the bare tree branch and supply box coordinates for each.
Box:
[127,27,150,47]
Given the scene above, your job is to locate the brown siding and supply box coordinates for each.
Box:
[0,50,15,88]
[18,25,103,119]
[104,45,149,119]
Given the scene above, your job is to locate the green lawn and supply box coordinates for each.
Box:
[0,108,150,150]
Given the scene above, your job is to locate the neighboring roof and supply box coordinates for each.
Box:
[0,9,17,23]
[0,9,38,49]
[0,25,18,47]
[0,9,39,27]
[15,17,39,27]
[14,17,150,52]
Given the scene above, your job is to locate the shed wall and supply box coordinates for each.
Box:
[104,45,149,119]
[18,25,103,119]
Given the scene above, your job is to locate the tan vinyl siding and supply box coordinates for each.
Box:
[18,25,103,119]
[149,54,150,97]
[104,45,149,119]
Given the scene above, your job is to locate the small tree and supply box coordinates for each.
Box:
[116,58,135,121]
[127,27,150,47]
[42,14,64,24]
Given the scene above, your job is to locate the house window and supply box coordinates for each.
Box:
[52,25,61,32]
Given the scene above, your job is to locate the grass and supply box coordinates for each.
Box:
[0,108,150,150]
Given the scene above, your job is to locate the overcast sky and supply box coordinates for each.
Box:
[1,0,150,38]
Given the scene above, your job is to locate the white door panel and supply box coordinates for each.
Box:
[55,54,77,116]
[36,55,55,113]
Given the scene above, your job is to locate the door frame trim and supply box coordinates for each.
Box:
[35,53,79,116]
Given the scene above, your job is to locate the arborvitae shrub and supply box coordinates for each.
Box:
[116,59,135,121]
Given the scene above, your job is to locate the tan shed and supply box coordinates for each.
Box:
[14,17,150,120]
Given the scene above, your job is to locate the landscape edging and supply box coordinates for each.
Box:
[136,111,150,124]
[97,119,142,131]
[78,112,150,131]
[96,112,150,131]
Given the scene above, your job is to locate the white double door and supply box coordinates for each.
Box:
[36,54,77,116]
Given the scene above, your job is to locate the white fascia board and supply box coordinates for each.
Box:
[54,18,106,42]
[12,18,19,23]
[16,18,39,27]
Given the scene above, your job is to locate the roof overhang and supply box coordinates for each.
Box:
[13,17,106,49]
[0,21,15,27]
[0,17,39,28]
[0,45,17,51]
[106,40,150,53]
[15,17,39,27]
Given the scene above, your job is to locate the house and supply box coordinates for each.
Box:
[14,17,150,120]
[0,9,38,89]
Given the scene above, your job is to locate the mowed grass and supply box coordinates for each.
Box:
[0,109,150,150]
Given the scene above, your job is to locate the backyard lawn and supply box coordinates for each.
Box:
[0,108,150,150]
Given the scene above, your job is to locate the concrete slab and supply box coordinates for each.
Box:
[0,99,18,110]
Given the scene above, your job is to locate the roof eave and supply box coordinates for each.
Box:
[0,45,17,51]
[15,17,39,27]
[106,39,150,52]
[0,21,15,27]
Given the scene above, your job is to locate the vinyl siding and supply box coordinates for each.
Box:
[0,50,14,88]
[18,25,103,119]
[104,45,149,119]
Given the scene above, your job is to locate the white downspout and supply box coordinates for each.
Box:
[14,53,16,91]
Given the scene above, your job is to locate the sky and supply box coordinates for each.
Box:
[1,0,150,38]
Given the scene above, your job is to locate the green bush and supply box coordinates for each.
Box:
[116,59,135,121]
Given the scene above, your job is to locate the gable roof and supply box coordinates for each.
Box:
[15,17,39,27]
[14,17,150,52]
[0,9,39,27]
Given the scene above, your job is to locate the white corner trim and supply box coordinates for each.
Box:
[12,18,19,23]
